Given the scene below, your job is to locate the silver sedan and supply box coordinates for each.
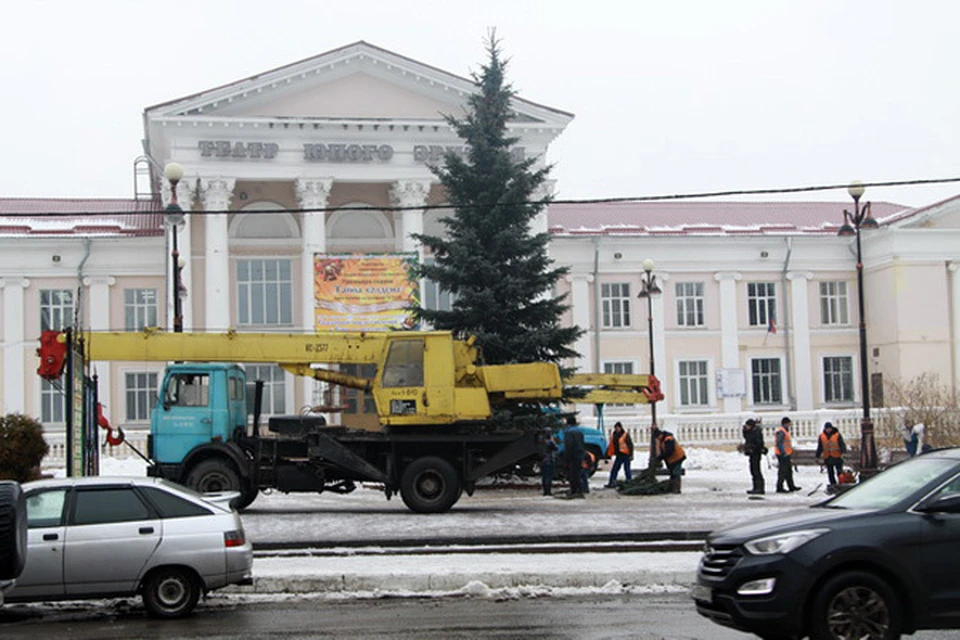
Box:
[7,476,252,618]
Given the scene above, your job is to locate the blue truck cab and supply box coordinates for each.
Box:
[151,363,248,464]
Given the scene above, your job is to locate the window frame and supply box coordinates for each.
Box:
[675,282,705,328]
[40,289,74,332]
[236,258,293,327]
[124,288,159,331]
[822,354,856,404]
[747,282,777,328]
[750,357,784,406]
[677,359,711,408]
[244,364,288,416]
[124,371,159,422]
[819,281,850,326]
[600,282,632,329]
[41,378,66,425]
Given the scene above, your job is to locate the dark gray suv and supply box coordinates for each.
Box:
[693,448,960,640]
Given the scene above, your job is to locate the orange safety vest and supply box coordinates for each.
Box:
[661,434,686,464]
[775,426,794,456]
[819,431,843,459]
[607,432,632,457]
[582,450,596,469]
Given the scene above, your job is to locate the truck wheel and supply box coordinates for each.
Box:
[142,567,201,618]
[809,570,901,640]
[0,481,27,580]
[185,459,243,508]
[400,456,461,514]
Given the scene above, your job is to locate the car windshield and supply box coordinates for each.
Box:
[824,456,958,510]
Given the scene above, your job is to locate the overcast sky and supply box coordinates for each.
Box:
[3,1,958,207]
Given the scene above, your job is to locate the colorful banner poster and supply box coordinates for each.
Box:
[314,253,420,331]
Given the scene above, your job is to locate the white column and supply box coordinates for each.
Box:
[950,262,960,394]
[788,271,814,410]
[390,179,431,253]
[295,178,334,412]
[84,276,115,413]
[1,278,29,414]
[715,271,742,413]
[568,272,593,417]
[200,177,235,332]
[161,177,196,331]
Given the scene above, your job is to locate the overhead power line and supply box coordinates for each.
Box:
[3,176,959,218]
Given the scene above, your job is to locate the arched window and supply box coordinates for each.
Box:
[230,201,299,239]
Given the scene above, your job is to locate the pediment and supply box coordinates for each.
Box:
[146,41,571,128]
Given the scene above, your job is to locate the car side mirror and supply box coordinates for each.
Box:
[917,493,960,514]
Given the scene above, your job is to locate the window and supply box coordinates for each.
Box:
[124,288,158,331]
[73,488,152,525]
[237,259,293,326]
[601,283,631,329]
[343,364,377,415]
[747,282,776,327]
[40,289,74,331]
[423,258,454,314]
[819,281,850,325]
[25,489,68,528]
[164,373,210,407]
[139,487,212,518]
[41,378,65,424]
[678,360,709,407]
[751,358,782,405]
[382,339,424,388]
[125,372,158,422]
[244,364,287,415]
[676,282,705,327]
[823,356,855,403]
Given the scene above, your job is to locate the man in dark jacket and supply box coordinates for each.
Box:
[563,424,585,498]
[654,427,686,494]
[816,421,847,485]
[742,418,766,495]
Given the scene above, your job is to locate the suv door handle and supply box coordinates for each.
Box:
[201,418,213,424]
[139,527,155,534]
[43,533,58,541]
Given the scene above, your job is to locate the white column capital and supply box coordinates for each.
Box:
[82,276,116,287]
[786,271,814,281]
[948,261,960,273]
[714,271,742,282]
[565,273,594,284]
[390,179,432,208]
[199,177,236,210]
[295,177,334,208]
[0,277,30,289]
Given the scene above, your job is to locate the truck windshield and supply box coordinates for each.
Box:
[165,373,210,407]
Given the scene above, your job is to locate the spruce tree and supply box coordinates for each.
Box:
[413,35,583,366]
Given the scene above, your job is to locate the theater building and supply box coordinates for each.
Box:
[1,41,959,436]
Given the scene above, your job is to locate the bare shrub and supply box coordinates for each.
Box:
[880,374,960,450]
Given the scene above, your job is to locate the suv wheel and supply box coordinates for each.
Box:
[142,567,201,618]
[810,570,901,640]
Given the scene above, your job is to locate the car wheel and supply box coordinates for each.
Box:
[810,571,901,640]
[0,482,26,580]
[186,459,243,508]
[142,567,201,618]
[400,456,461,514]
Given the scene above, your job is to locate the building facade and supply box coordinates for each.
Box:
[1,42,959,436]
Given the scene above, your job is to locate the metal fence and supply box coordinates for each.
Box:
[42,408,907,467]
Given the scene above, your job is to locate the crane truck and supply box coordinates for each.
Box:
[37,328,661,513]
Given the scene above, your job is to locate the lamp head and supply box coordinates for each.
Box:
[642,258,655,273]
[847,180,865,200]
[164,162,184,184]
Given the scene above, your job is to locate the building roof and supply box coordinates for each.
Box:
[546,200,913,237]
[0,198,164,238]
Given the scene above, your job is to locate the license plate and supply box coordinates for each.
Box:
[690,584,713,602]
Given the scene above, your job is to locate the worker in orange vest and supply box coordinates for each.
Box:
[774,416,801,493]
[604,422,634,488]
[816,421,847,485]
[654,427,686,493]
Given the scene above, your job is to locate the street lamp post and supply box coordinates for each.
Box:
[838,180,879,477]
[638,258,662,467]
[164,163,186,334]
